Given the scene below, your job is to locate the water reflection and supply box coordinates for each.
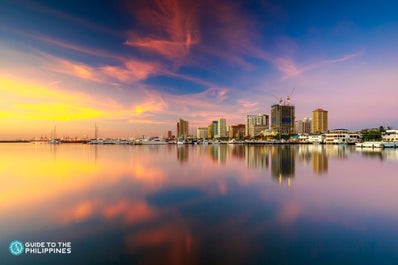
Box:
[1,144,398,265]
[177,145,189,163]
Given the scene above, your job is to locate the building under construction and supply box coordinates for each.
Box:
[271,104,295,135]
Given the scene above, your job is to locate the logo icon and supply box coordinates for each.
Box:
[9,240,24,256]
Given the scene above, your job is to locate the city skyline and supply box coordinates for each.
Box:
[1,0,398,139]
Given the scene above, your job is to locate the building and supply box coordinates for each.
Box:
[211,121,218,138]
[271,104,295,135]
[167,130,172,139]
[207,124,212,139]
[229,124,245,139]
[245,114,269,137]
[217,118,227,138]
[312,108,328,133]
[177,118,189,138]
[295,117,312,134]
[196,127,208,139]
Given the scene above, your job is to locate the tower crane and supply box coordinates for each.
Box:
[272,95,283,105]
[287,87,295,106]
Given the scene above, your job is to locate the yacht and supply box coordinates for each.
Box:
[177,139,186,145]
[48,139,61,144]
[142,138,168,145]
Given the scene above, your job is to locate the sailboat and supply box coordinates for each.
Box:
[48,126,61,144]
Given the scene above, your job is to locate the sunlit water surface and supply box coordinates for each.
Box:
[1,143,398,264]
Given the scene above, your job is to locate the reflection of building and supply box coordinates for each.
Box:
[177,145,189,163]
[245,114,269,137]
[177,118,189,138]
[229,124,245,139]
[230,144,245,159]
[245,146,269,169]
[271,145,295,179]
[197,127,208,139]
[295,117,312,133]
[312,108,328,133]
[217,118,227,138]
[312,147,328,175]
[209,145,227,164]
[271,105,295,135]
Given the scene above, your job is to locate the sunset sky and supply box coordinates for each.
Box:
[1,0,397,139]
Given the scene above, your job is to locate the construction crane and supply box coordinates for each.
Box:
[286,87,295,106]
[272,94,283,105]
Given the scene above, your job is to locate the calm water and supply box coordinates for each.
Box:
[1,143,398,265]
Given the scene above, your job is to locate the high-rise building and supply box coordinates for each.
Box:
[211,121,218,138]
[295,117,312,134]
[207,124,212,138]
[167,130,172,139]
[312,108,328,133]
[217,118,227,138]
[245,114,269,137]
[229,124,245,139]
[177,118,189,138]
[271,104,295,135]
[196,127,208,139]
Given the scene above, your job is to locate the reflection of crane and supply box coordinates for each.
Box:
[287,87,295,106]
[272,94,283,105]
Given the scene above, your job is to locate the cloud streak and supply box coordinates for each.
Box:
[124,0,199,61]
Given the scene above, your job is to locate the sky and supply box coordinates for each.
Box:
[0,0,397,139]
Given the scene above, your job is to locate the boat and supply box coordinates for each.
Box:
[142,138,168,145]
[355,142,383,148]
[48,126,61,144]
[48,139,61,144]
[177,139,186,145]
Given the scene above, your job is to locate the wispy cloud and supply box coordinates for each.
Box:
[274,50,365,79]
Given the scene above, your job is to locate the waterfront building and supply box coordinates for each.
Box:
[271,105,295,135]
[308,134,325,144]
[312,108,328,133]
[177,118,189,138]
[229,124,245,139]
[383,130,398,142]
[207,124,212,139]
[167,130,172,139]
[325,129,362,144]
[295,117,312,134]
[212,121,218,138]
[217,118,227,138]
[197,127,208,139]
[245,114,269,137]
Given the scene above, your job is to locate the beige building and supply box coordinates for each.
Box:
[197,127,208,139]
[295,117,312,133]
[312,109,328,133]
[217,118,227,138]
[177,118,189,138]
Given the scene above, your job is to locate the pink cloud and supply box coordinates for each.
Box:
[124,0,199,60]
